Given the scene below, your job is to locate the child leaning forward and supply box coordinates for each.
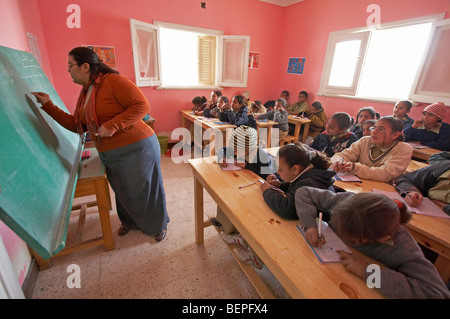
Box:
[295,186,450,299]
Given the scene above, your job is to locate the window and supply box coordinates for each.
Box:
[319,13,447,103]
[130,19,250,89]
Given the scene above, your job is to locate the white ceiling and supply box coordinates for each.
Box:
[257,0,305,7]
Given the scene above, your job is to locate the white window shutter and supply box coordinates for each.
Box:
[409,19,450,106]
[318,30,370,96]
[130,19,161,87]
[198,36,216,86]
[217,35,250,87]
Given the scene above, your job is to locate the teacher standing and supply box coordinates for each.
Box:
[32,47,169,241]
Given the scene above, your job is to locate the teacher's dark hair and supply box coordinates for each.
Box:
[69,47,119,81]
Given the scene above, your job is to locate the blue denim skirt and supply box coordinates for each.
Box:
[98,134,169,235]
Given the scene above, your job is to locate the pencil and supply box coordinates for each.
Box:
[238,181,256,189]
[317,212,323,241]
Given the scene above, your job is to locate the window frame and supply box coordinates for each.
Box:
[130,19,251,90]
[318,13,446,103]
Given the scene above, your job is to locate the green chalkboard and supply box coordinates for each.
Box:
[0,46,82,259]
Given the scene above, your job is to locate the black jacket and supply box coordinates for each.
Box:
[263,169,336,220]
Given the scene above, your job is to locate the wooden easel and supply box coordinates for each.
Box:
[33,148,115,270]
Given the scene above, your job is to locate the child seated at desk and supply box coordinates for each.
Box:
[395,155,450,214]
[295,187,450,299]
[248,100,266,116]
[192,96,207,114]
[215,125,277,232]
[302,101,327,145]
[310,112,358,159]
[256,98,289,142]
[331,116,413,184]
[350,106,380,139]
[218,95,249,126]
[201,90,222,117]
[393,100,414,129]
[287,91,309,115]
[403,102,450,151]
[259,143,336,220]
[361,119,376,137]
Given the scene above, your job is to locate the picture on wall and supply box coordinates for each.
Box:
[82,45,117,69]
[287,57,306,75]
[249,52,260,69]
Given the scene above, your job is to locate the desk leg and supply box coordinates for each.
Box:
[266,127,272,148]
[194,177,204,245]
[302,123,310,143]
[293,123,301,143]
[434,255,450,282]
[95,179,114,251]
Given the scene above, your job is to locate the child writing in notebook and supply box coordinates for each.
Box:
[295,186,450,299]
[191,96,207,114]
[310,112,358,158]
[259,143,336,220]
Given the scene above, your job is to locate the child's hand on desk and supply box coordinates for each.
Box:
[305,227,326,247]
[266,174,281,187]
[259,179,271,192]
[405,192,423,207]
[331,161,353,173]
[337,250,368,279]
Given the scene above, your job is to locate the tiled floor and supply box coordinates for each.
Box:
[31,151,284,299]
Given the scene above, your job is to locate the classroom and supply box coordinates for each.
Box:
[0,0,449,302]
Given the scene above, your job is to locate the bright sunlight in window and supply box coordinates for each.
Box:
[357,22,433,100]
[159,27,200,86]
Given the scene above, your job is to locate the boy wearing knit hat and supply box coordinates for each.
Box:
[404,102,450,151]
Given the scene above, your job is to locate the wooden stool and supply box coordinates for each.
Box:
[33,148,115,270]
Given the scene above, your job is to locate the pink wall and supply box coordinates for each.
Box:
[0,0,54,285]
[279,0,450,123]
[37,0,284,134]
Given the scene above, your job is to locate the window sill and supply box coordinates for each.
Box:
[157,85,221,90]
[317,93,418,106]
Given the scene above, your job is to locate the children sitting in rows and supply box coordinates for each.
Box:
[303,101,327,144]
[393,100,414,129]
[350,106,380,139]
[403,102,450,151]
[256,98,289,142]
[331,116,413,184]
[310,112,358,158]
[259,143,336,220]
[295,186,450,299]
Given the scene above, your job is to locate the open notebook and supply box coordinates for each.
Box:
[373,189,450,219]
[297,221,352,263]
[334,172,362,182]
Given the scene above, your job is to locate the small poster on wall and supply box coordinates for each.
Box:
[248,52,260,69]
[287,57,306,75]
[82,45,117,69]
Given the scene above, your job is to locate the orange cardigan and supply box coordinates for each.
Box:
[42,74,154,152]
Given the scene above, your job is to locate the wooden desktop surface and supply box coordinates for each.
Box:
[189,157,383,299]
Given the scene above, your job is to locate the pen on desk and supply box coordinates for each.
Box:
[239,181,256,189]
[317,212,323,244]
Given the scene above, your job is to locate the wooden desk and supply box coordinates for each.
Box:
[181,110,236,156]
[256,119,278,148]
[33,148,115,270]
[334,178,450,281]
[409,143,441,161]
[189,157,383,299]
[287,115,311,143]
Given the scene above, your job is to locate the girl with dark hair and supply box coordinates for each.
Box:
[330,116,413,183]
[201,90,222,117]
[350,106,380,139]
[218,95,249,126]
[259,143,336,219]
[311,112,358,158]
[295,186,450,299]
[192,96,207,113]
[31,47,169,241]
[393,100,414,129]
